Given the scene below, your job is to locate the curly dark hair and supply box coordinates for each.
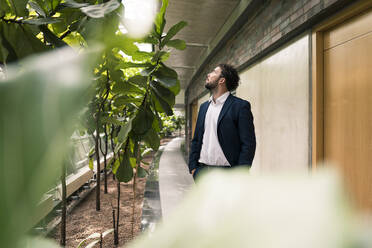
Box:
[218,63,240,91]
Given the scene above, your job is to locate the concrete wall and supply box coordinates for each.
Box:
[236,34,310,173]
[175,89,185,107]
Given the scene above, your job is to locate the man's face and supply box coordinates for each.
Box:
[205,66,223,90]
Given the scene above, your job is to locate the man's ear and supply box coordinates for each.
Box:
[219,77,226,85]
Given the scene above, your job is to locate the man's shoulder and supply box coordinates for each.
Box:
[230,94,251,106]
[200,100,210,108]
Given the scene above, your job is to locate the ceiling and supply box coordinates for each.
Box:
[163,0,241,106]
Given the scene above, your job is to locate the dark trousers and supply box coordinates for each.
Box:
[193,163,231,181]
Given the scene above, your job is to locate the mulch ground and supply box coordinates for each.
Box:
[53,138,173,247]
[53,174,146,247]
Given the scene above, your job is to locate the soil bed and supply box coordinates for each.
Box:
[53,175,145,247]
[53,138,173,247]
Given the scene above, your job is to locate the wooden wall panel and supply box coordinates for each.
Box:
[323,8,372,211]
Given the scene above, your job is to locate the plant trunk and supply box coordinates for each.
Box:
[100,233,103,248]
[60,162,67,246]
[103,125,108,194]
[112,208,116,242]
[111,124,116,181]
[103,153,107,193]
[95,113,101,211]
[114,181,120,245]
[131,142,140,237]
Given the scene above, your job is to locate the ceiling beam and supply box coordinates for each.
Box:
[172,65,196,69]
[186,43,209,48]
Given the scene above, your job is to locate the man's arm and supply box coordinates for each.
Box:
[188,107,203,174]
[189,133,200,174]
[237,101,256,166]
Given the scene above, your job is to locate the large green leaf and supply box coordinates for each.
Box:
[162,21,187,47]
[0,23,49,63]
[169,79,181,95]
[115,152,133,182]
[166,39,186,50]
[0,38,9,62]
[137,166,148,178]
[153,63,178,88]
[39,25,68,47]
[128,171,355,248]
[0,46,98,248]
[23,17,62,25]
[113,95,142,107]
[112,81,144,95]
[128,75,148,88]
[142,35,158,45]
[89,158,94,170]
[100,116,123,126]
[132,50,154,61]
[8,0,28,16]
[154,0,168,37]
[151,50,170,63]
[108,69,123,83]
[113,33,139,56]
[111,158,120,173]
[69,18,87,32]
[80,0,121,18]
[117,62,153,70]
[151,91,173,116]
[132,107,154,135]
[79,12,121,45]
[49,0,62,12]
[152,112,162,132]
[140,65,156,77]
[144,127,160,151]
[33,0,49,14]
[60,0,89,8]
[117,118,133,143]
[28,1,46,17]
[150,80,175,106]
[157,94,173,116]
[0,27,16,63]
[0,1,11,16]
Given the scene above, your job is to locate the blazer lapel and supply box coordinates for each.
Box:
[200,101,211,131]
[217,94,234,126]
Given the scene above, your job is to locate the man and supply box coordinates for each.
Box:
[189,64,256,180]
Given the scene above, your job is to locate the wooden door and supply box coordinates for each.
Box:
[323,8,372,211]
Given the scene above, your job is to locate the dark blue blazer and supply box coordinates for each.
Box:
[188,94,256,173]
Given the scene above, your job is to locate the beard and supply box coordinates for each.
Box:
[205,78,218,90]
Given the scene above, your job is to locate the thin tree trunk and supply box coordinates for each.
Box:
[114,151,122,245]
[99,123,108,194]
[110,124,117,181]
[103,124,108,193]
[100,233,103,248]
[114,180,120,245]
[95,71,110,209]
[112,208,116,242]
[95,111,101,211]
[60,162,67,246]
[103,152,107,193]
[131,142,140,237]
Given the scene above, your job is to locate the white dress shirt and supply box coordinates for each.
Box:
[198,92,231,166]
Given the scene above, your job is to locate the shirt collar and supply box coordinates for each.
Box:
[209,91,230,104]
